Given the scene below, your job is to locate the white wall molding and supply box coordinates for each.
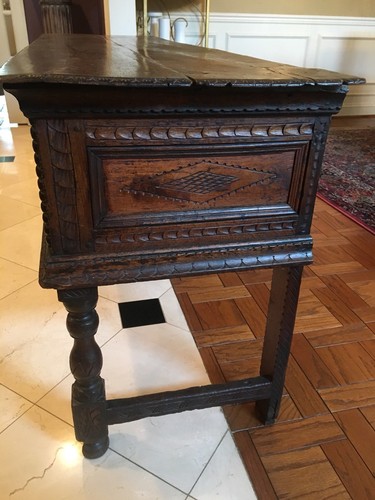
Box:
[209,13,375,28]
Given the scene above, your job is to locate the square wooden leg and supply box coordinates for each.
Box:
[256,265,303,423]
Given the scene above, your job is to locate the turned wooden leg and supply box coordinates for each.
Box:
[256,265,303,424]
[58,287,109,459]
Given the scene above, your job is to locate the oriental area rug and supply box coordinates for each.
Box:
[318,127,375,234]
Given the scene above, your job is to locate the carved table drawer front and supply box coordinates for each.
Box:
[84,118,312,254]
[90,150,296,217]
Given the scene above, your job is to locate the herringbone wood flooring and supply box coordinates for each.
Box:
[172,197,375,499]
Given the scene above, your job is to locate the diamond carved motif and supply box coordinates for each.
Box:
[162,171,238,195]
[130,160,276,203]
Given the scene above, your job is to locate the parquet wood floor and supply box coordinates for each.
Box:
[172,193,375,498]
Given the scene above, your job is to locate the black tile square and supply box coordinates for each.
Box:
[0,156,15,162]
[118,298,166,328]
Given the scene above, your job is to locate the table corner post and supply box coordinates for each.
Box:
[58,287,109,459]
[256,264,304,424]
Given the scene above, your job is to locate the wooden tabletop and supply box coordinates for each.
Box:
[0,34,364,89]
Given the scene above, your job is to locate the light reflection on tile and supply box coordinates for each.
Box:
[0,406,186,500]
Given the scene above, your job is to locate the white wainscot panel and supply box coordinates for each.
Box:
[315,34,375,115]
[316,35,375,80]
[344,83,375,115]
[225,34,310,67]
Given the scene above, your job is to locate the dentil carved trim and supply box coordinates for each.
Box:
[95,220,297,247]
[86,123,313,142]
[24,103,342,117]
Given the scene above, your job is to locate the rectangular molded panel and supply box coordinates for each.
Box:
[88,145,305,229]
[85,140,310,255]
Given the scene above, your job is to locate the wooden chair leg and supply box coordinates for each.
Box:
[256,265,303,424]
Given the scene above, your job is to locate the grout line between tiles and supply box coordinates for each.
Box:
[0,212,42,235]
[108,445,191,497]
[0,256,39,274]
[0,213,41,234]
[0,276,39,302]
[98,326,126,349]
[158,284,173,300]
[0,190,41,210]
[0,389,78,441]
[187,428,229,497]
[159,288,192,333]
[0,387,35,437]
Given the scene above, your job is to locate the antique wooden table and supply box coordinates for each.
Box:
[0,35,363,458]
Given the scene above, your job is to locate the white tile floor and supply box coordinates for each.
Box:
[0,113,257,499]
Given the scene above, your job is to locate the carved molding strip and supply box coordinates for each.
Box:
[96,220,297,246]
[41,240,313,288]
[25,103,342,117]
[298,118,330,234]
[85,123,313,142]
[30,121,52,246]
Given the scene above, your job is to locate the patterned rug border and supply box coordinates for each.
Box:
[317,192,375,236]
[318,127,374,234]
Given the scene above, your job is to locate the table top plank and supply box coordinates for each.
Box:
[0,34,364,88]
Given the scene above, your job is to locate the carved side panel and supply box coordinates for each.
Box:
[47,119,81,253]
